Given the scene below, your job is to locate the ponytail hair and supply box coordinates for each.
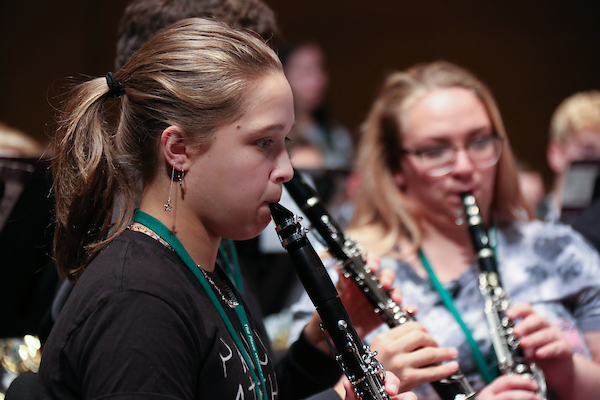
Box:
[53,18,282,280]
[53,78,134,280]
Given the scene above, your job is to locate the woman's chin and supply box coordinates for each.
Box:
[238,218,272,241]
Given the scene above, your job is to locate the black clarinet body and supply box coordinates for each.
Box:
[284,172,476,400]
[270,202,389,400]
[460,193,547,399]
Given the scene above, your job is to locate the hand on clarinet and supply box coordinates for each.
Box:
[339,371,418,400]
[507,303,575,397]
[477,374,542,400]
[369,321,461,392]
[507,303,573,368]
[336,254,403,339]
[478,302,572,400]
[302,253,401,353]
[338,255,462,393]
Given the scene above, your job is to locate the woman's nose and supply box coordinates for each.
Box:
[451,148,476,175]
[273,150,294,183]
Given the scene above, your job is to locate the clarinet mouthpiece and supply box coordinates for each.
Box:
[269,202,292,224]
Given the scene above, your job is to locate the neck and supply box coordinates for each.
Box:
[416,217,477,283]
[139,189,219,271]
[421,217,474,253]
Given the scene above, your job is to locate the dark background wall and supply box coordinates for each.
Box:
[2,1,600,187]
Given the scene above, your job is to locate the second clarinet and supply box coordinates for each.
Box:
[460,192,547,400]
[285,172,476,400]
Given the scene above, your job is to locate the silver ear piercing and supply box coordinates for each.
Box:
[164,166,176,212]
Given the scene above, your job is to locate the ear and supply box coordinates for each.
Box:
[547,139,568,174]
[161,126,193,171]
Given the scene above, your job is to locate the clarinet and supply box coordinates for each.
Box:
[284,172,477,400]
[460,193,547,399]
[270,202,389,400]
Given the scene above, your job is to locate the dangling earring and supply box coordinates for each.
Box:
[178,168,185,195]
[164,166,175,212]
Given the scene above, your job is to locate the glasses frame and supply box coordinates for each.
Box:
[400,135,504,177]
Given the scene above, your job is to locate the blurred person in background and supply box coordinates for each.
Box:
[115,0,280,70]
[0,122,44,158]
[0,122,55,396]
[543,90,600,222]
[279,41,354,171]
[516,160,547,219]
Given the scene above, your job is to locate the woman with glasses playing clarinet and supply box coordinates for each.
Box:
[289,61,600,400]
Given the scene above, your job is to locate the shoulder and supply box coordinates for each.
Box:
[499,219,600,282]
[501,219,598,256]
[82,229,194,294]
[59,230,209,334]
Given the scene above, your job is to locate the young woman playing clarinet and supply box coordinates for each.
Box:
[37,17,413,400]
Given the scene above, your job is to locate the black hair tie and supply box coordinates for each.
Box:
[105,72,125,98]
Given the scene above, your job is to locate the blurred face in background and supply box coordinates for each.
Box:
[394,87,499,228]
[283,44,329,113]
[548,129,600,176]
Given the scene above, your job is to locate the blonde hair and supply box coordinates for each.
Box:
[550,90,600,143]
[351,61,531,256]
[53,18,282,280]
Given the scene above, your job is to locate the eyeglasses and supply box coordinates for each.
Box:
[400,135,504,177]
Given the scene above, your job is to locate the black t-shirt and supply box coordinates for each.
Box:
[37,230,278,400]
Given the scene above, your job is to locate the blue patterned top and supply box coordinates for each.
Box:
[288,220,600,399]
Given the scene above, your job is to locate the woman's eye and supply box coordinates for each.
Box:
[257,139,273,149]
[420,147,449,159]
[469,137,491,149]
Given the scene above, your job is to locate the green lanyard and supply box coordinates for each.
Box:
[219,239,244,294]
[418,249,497,384]
[132,210,266,400]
